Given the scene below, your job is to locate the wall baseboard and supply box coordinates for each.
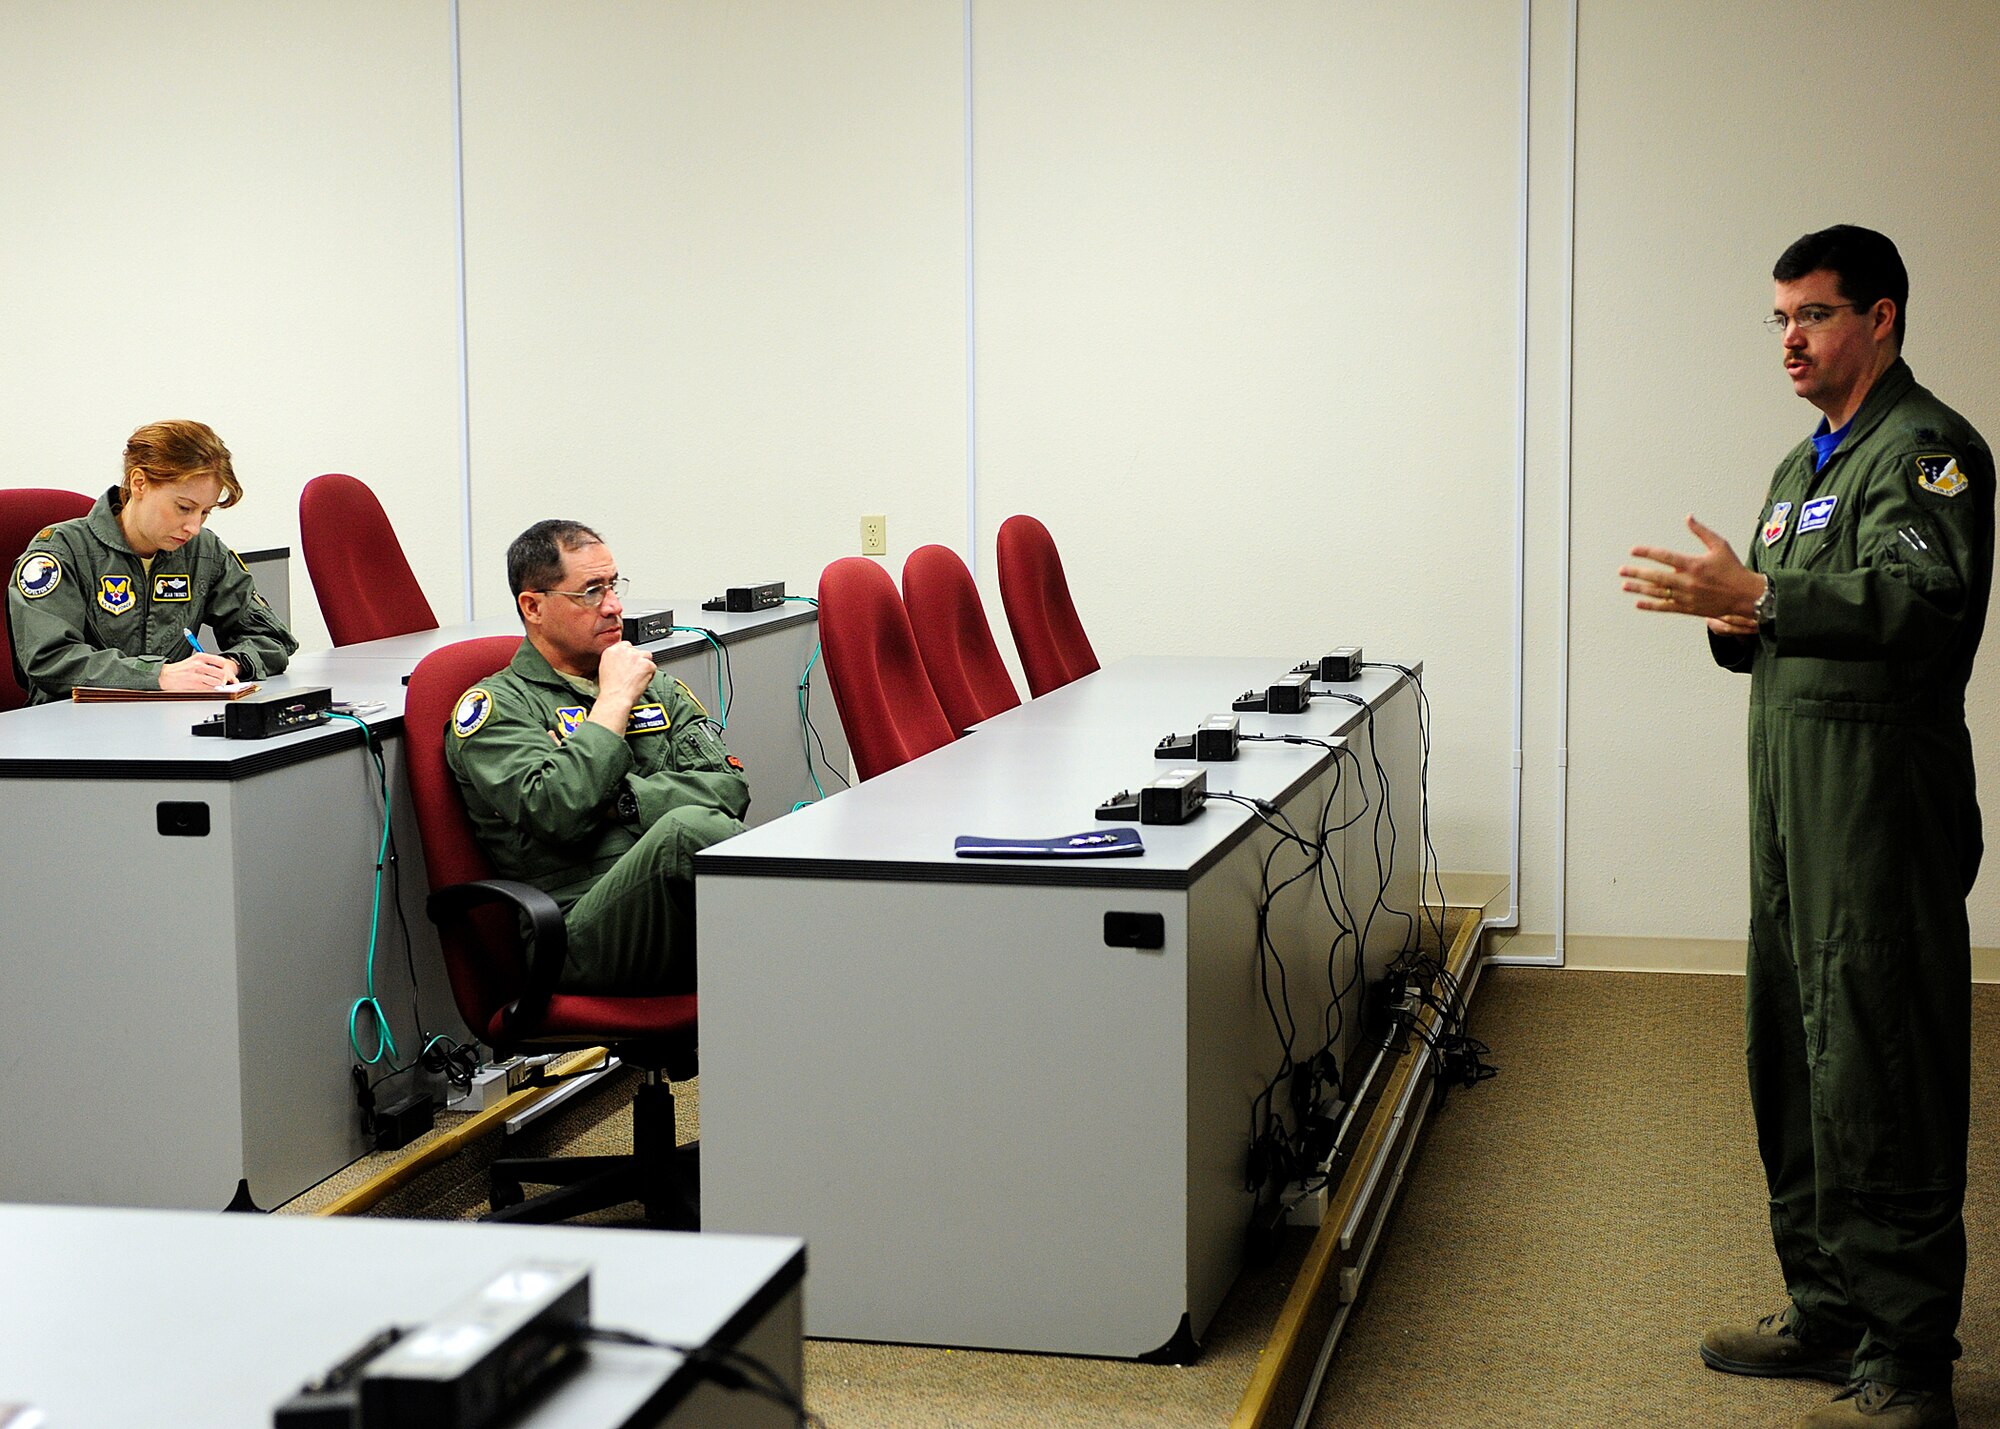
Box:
[1482,930,2000,985]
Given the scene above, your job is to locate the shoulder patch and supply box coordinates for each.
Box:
[1762,501,1792,547]
[15,552,62,600]
[1915,454,1969,498]
[452,688,494,738]
[672,679,710,719]
[96,574,136,615]
[627,702,669,735]
[33,526,52,541]
[554,705,586,738]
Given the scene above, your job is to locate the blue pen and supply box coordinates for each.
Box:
[183,626,206,654]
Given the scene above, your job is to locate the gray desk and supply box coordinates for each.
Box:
[0,603,845,1212]
[0,1204,804,1429]
[695,656,1421,1358]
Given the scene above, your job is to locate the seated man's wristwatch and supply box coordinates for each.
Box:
[614,784,640,824]
[1753,575,1777,632]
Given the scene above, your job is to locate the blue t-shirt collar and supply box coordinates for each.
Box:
[1811,417,1852,471]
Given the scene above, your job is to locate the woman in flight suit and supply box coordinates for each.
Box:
[8,419,297,702]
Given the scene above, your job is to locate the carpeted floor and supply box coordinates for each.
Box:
[284,965,2000,1428]
[1312,968,2000,1429]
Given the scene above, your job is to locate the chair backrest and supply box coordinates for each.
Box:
[403,635,533,1036]
[901,544,1021,735]
[996,514,1099,698]
[1,487,95,711]
[817,557,956,781]
[299,473,438,646]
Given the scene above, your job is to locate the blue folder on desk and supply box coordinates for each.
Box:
[953,828,1145,859]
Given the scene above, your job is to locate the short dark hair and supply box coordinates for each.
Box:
[506,519,604,610]
[1773,224,1907,348]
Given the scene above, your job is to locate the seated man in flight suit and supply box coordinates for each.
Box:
[445,519,749,993]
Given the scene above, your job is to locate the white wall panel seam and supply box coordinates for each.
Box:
[450,0,475,620]
[963,0,979,577]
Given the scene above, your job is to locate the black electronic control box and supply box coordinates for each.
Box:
[1316,647,1363,682]
[1140,768,1207,825]
[621,609,674,644]
[1195,714,1240,761]
[1266,672,1313,714]
[359,1261,590,1429]
[704,581,785,613]
[199,685,333,740]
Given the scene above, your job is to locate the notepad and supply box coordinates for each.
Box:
[71,682,260,702]
[953,828,1146,858]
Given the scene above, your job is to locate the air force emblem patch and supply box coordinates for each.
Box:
[1798,495,1838,533]
[627,702,669,735]
[555,706,586,738]
[153,572,192,601]
[452,688,493,738]
[15,553,61,600]
[1916,455,1969,498]
[96,575,136,614]
[1762,502,1792,547]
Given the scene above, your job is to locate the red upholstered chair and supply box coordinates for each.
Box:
[1,487,94,711]
[901,543,1021,735]
[817,556,956,781]
[403,636,698,1226]
[996,514,1100,698]
[299,473,439,646]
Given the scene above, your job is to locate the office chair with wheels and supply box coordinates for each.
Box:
[1,487,95,711]
[299,473,439,646]
[996,514,1100,698]
[901,543,1021,735]
[817,556,957,781]
[403,635,698,1226]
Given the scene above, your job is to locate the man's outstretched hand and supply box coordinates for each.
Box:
[1620,514,1765,632]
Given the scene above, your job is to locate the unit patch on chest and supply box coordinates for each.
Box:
[152,572,192,601]
[627,702,669,735]
[96,574,136,614]
[1915,455,1969,498]
[554,706,586,739]
[1798,495,1838,533]
[1762,502,1792,547]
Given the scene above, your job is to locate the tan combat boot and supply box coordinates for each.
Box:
[1794,1379,1956,1428]
[1700,1310,1856,1383]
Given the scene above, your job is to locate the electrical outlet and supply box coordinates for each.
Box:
[860,514,887,556]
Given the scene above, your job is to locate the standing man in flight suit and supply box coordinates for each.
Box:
[446,519,749,994]
[1620,226,1991,1429]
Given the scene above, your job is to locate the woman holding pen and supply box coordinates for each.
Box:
[7,420,296,703]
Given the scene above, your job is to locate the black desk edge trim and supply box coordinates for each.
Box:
[700,853,1195,891]
[630,1244,807,1422]
[0,714,404,782]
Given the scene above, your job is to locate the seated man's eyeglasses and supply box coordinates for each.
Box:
[537,576,630,606]
[1763,303,1868,334]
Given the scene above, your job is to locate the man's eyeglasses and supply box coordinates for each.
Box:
[537,576,629,606]
[1764,303,1868,334]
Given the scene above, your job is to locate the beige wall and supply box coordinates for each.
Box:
[0,0,465,652]
[1544,0,2000,958]
[6,1,1998,967]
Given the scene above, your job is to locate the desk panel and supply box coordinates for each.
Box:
[697,656,1424,1356]
[0,602,840,1211]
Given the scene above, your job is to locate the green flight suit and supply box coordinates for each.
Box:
[8,487,297,702]
[443,638,750,995]
[1710,359,1992,1391]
